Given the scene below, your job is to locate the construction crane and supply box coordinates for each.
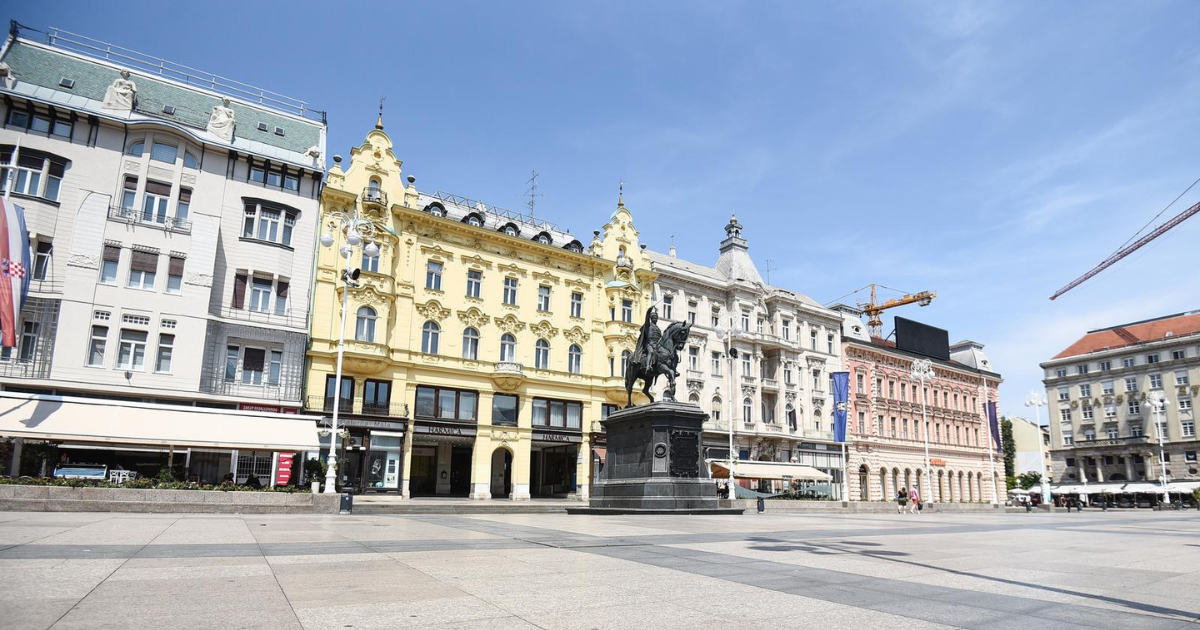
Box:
[1050,198,1200,300]
[855,284,937,339]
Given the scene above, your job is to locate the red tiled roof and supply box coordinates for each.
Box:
[1052,311,1200,360]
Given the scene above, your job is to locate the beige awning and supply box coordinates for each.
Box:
[710,460,831,481]
[0,392,319,452]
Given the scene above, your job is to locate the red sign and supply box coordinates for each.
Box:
[275,453,294,486]
[238,403,298,414]
[930,458,947,467]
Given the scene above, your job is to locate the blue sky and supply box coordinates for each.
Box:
[6,2,1200,420]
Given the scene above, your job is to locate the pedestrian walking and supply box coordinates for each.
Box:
[908,485,920,514]
[896,487,909,514]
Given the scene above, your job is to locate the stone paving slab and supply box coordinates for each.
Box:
[1,510,1198,629]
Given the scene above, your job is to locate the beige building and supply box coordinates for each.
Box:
[1007,416,1051,481]
[305,120,654,499]
[1042,310,1200,488]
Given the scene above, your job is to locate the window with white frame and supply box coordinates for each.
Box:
[155,334,174,373]
[1157,422,1169,439]
[241,348,266,384]
[224,346,239,380]
[116,329,147,370]
[249,278,274,312]
[87,325,107,367]
[537,286,551,312]
[1099,360,1111,371]
[0,149,66,202]
[425,261,443,290]
[1128,399,1141,415]
[827,334,834,354]
[688,346,698,371]
[534,339,550,369]
[1079,383,1091,398]
[268,350,282,385]
[570,292,582,318]
[741,355,751,377]
[662,295,673,320]
[711,351,721,375]
[1107,428,1118,439]
[166,256,184,294]
[1058,386,1069,401]
[460,327,479,360]
[1055,368,1067,378]
[1183,421,1196,438]
[502,277,518,305]
[466,270,482,298]
[1077,364,1089,374]
[141,180,171,223]
[1181,397,1194,411]
[362,248,380,273]
[1062,431,1074,446]
[1104,404,1117,418]
[782,320,790,340]
[1150,374,1163,388]
[1126,377,1138,392]
[127,250,157,290]
[1176,370,1190,386]
[1061,409,1072,423]
[1102,380,1114,395]
[622,299,633,323]
[1147,353,1160,364]
[355,306,377,342]
[1082,405,1094,420]
[421,321,440,354]
[242,201,297,247]
[568,344,582,374]
[813,369,821,390]
[500,333,516,362]
[1130,424,1142,437]
[1123,357,1136,368]
[1172,349,1186,360]
[784,366,793,384]
[743,398,753,423]
[31,241,52,281]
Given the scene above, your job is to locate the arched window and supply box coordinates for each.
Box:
[535,339,550,369]
[355,306,377,342]
[620,350,631,377]
[463,212,484,227]
[568,344,582,374]
[711,397,722,422]
[743,397,753,423]
[534,231,552,245]
[688,392,700,404]
[183,150,199,169]
[500,333,516,363]
[786,404,797,431]
[813,408,823,432]
[421,321,440,354]
[126,141,145,157]
[462,327,479,360]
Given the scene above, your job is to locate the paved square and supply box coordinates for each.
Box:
[2,510,1199,629]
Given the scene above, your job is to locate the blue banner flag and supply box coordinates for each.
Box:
[986,401,1002,453]
[832,371,850,443]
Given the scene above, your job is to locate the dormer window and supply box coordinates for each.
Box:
[424,203,446,218]
[534,232,552,245]
[463,212,484,227]
[563,240,583,253]
[500,222,519,237]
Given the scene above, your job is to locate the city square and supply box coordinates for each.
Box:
[2,509,1199,629]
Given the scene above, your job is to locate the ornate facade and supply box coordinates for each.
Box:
[305,120,653,498]
[839,307,1003,503]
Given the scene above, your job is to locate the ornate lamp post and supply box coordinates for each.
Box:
[1024,391,1050,506]
[318,207,380,494]
[911,358,935,504]
[715,312,744,498]
[1147,390,1170,506]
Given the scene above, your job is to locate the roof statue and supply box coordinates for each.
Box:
[625,306,692,406]
[207,97,236,141]
[102,69,136,111]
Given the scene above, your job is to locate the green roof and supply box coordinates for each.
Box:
[2,39,321,155]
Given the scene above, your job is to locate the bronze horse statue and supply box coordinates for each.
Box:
[625,306,692,406]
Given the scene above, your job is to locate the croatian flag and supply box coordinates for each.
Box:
[832,371,850,443]
[0,147,32,349]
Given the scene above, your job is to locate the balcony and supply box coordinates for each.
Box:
[108,205,192,234]
[1073,435,1152,448]
[762,378,779,391]
[704,419,730,432]
[305,395,409,418]
[763,423,783,433]
[361,187,388,208]
[492,361,526,391]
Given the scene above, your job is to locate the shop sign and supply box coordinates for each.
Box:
[532,431,582,444]
[239,403,298,414]
[413,423,477,437]
[320,417,405,431]
[930,458,948,467]
[275,453,294,486]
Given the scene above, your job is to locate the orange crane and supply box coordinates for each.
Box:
[1050,198,1200,300]
[855,284,937,339]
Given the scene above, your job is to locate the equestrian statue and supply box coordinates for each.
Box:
[625,306,692,406]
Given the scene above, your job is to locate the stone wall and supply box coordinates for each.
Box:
[0,485,342,514]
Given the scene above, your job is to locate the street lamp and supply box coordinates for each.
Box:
[1024,391,1050,506]
[1147,390,1171,506]
[319,207,380,494]
[911,358,935,504]
[715,313,744,499]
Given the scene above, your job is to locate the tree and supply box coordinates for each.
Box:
[1017,471,1043,490]
[1001,417,1016,479]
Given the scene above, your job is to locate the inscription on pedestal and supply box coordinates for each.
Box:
[669,429,699,478]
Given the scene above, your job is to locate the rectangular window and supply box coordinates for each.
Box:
[1082,405,1094,420]
[742,312,751,331]
[1131,425,1142,438]
[266,169,282,187]
[570,292,583,318]
[415,385,478,421]
[268,350,282,385]
[257,208,281,242]
[492,394,519,427]
[1147,354,1159,364]
[1099,361,1111,371]
[241,348,265,384]
[325,375,354,411]
[711,309,720,328]
[742,355,751,377]
[687,309,696,325]
[32,241,52,281]
[224,346,239,380]
[1182,398,1194,411]
[622,300,633,323]
[232,273,247,309]
[1188,451,1198,463]
[127,250,158,289]
[1182,421,1195,438]
[155,333,174,373]
[662,296,673,320]
[1102,380,1114,395]
[532,398,582,429]
[250,165,265,183]
[249,278,273,312]
[1077,364,1089,374]
[1123,357,1136,368]
[120,176,138,213]
[688,346,699,371]
[537,286,551,312]
[425,261,443,290]
[466,270,482,298]
[1062,432,1074,446]
[362,249,380,273]
[1055,368,1067,378]
[711,351,721,375]
[166,256,184,294]
[1176,370,1190,386]
[782,320,790,340]
[284,174,299,191]
[142,180,171,223]
[503,277,518,305]
[87,325,107,367]
[150,142,177,164]
[116,329,148,370]
[363,379,392,415]
[1172,350,1187,361]
[784,367,793,384]
[1150,374,1163,389]
[176,188,191,223]
[827,334,834,354]
[1128,400,1141,416]
[275,281,289,316]
[1125,377,1138,392]
[1061,409,1072,423]
[1079,384,1091,398]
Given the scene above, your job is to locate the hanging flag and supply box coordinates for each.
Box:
[0,196,31,348]
[986,401,1002,453]
[832,371,850,443]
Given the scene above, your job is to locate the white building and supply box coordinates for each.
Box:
[0,26,322,482]
[646,215,846,496]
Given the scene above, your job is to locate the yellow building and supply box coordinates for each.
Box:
[306,120,654,499]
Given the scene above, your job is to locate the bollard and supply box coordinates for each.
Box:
[757,497,765,513]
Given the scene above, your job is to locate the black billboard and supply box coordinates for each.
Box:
[894,317,950,361]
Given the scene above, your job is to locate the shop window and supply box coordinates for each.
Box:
[532,398,582,429]
[492,394,519,426]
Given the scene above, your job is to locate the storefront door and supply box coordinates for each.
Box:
[449,446,472,496]
[410,447,436,496]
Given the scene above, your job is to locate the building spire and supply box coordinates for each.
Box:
[376,96,385,130]
[618,180,625,206]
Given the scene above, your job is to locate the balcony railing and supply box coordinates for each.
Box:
[108,205,192,234]
[361,187,388,206]
[762,378,779,390]
[763,423,783,433]
[305,395,409,418]
[495,361,524,375]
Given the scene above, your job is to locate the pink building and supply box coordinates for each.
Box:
[837,307,1003,503]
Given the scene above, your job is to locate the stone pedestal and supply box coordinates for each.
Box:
[569,401,742,515]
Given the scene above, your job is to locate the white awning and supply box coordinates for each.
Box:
[710,460,831,481]
[0,392,319,452]
[1120,482,1167,493]
[1168,481,1200,493]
